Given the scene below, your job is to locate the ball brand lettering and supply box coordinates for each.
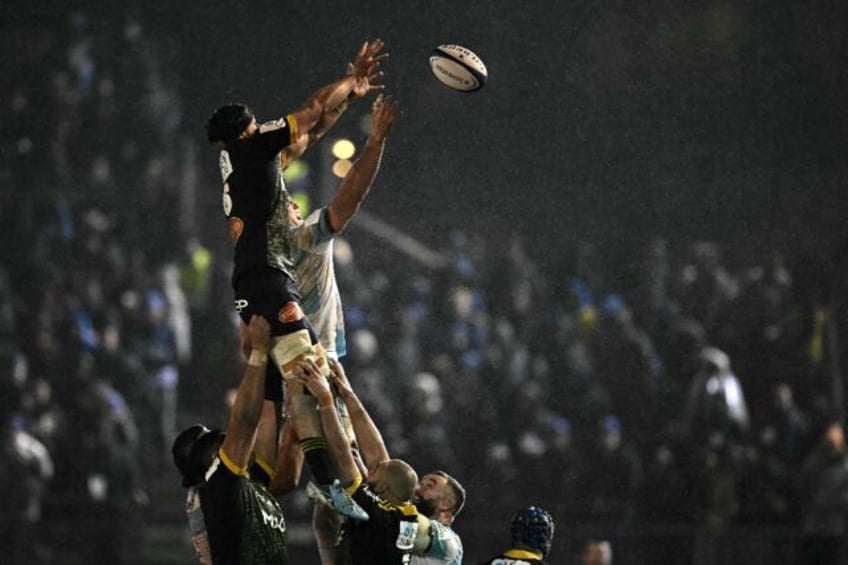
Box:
[443,45,479,63]
[430,44,487,92]
[435,64,472,86]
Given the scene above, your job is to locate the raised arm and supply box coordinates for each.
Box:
[329,359,390,469]
[295,359,361,484]
[237,321,278,475]
[220,315,272,471]
[281,39,386,165]
[252,400,281,476]
[269,381,305,496]
[326,94,398,232]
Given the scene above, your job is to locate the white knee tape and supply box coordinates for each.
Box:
[271,330,330,379]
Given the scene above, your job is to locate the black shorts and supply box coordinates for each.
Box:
[234,267,317,401]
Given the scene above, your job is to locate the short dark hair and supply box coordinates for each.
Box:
[172,424,225,487]
[205,103,254,144]
[433,470,466,517]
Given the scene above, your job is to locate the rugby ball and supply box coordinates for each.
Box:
[429,44,488,92]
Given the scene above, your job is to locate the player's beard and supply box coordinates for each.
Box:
[413,495,438,518]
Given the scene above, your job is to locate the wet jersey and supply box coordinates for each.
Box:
[189,449,288,564]
[290,207,346,357]
[411,521,463,565]
[336,475,420,564]
[219,116,298,284]
[481,549,547,565]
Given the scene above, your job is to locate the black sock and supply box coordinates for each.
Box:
[300,437,333,485]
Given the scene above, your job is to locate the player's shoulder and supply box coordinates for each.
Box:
[430,521,462,544]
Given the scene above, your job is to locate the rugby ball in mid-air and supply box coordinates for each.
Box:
[429,44,488,92]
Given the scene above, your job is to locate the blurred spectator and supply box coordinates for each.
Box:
[542,415,580,525]
[796,416,848,565]
[575,415,643,527]
[0,414,54,564]
[672,241,739,335]
[64,372,148,563]
[683,346,750,444]
[582,539,614,565]
[400,371,460,476]
[690,430,746,565]
[762,382,812,467]
[133,287,181,452]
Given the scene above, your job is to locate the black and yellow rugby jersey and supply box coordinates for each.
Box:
[336,474,419,564]
[198,448,288,564]
[219,116,298,284]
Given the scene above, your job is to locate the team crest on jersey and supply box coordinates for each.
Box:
[279,302,304,323]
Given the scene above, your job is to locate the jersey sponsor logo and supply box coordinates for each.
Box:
[259,118,287,134]
[260,508,286,534]
[234,299,249,312]
[396,520,418,551]
[278,301,304,323]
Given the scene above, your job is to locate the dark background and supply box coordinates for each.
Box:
[9,0,840,254]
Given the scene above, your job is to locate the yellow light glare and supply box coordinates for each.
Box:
[332,139,356,160]
[332,159,353,178]
[292,192,311,216]
[283,159,309,182]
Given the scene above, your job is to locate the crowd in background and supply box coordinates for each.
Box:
[2,9,848,565]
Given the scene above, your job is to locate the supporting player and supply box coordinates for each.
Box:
[171,315,292,564]
[481,506,556,565]
[297,358,421,563]
[287,92,399,563]
[411,470,466,565]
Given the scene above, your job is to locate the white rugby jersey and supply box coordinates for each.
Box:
[290,207,346,358]
[411,521,463,565]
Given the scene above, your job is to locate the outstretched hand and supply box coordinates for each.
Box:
[328,358,355,399]
[369,94,399,143]
[349,38,387,98]
[293,358,333,402]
